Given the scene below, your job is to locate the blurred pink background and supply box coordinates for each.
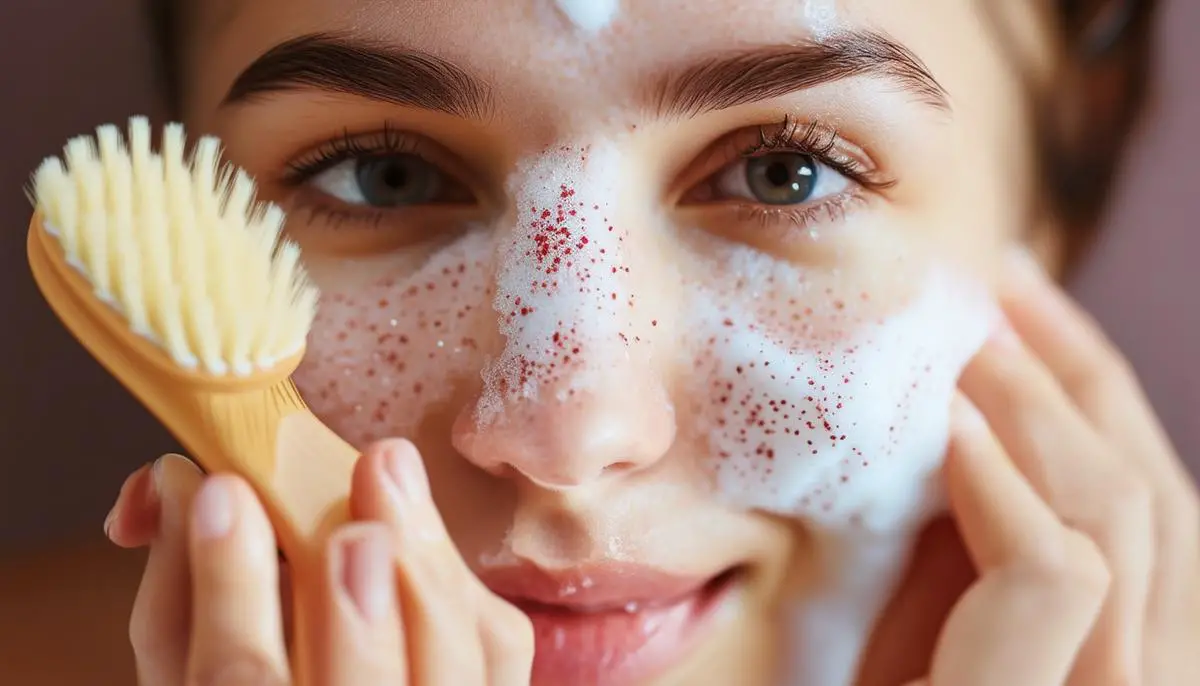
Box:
[1072,0,1199,464]
[0,1,1195,553]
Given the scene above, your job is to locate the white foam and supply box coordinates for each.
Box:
[803,0,840,41]
[477,144,633,424]
[681,243,996,686]
[687,260,993,529]
[553,0,621,33]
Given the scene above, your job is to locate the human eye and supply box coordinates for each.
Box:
[683,117,894,236]
[277,124,478,249]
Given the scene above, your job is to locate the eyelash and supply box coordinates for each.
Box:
[282,122,422,184]
[719,115,895,230]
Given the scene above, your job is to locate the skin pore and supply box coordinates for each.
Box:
[172,0,1057,683]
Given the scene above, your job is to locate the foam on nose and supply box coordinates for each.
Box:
[477,143,642,425]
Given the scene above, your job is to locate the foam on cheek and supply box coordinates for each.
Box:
[477,144,640,423]
[682,245,994,686]
[297,231,492,446]
[686,245,997,531]
[552,0,621,33]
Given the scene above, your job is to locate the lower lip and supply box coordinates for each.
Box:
[516,569,739,686]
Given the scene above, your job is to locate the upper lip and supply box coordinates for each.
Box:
[479,561,715,612]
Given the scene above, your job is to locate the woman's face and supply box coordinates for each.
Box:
[181,1,1045,683]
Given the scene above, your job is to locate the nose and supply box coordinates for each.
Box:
[453,370,676,488]
[452,145,676,488]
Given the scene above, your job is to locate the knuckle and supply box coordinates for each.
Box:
[1066,344,1137,402]
[1020,528,1111,599]
[1102,469,1155,528]
[1048,530,1112,599]
[187,654,288,686]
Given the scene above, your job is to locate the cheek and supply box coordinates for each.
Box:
[294,232,493,446]
[683,249,997,530]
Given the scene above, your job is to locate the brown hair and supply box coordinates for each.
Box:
[1035,0,1160,268]
[143,0,1160,268]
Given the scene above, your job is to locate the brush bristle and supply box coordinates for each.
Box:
[30,116,319,377]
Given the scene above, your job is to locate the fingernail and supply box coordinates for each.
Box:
[193,478,235,540]
[339,527,394,622]
[382,442,428,501]
[145,457,165,510]
[103,506,118,540]
[104,462,153,539]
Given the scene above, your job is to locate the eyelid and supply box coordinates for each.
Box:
[675,118,891,205]
[280,124,486,202]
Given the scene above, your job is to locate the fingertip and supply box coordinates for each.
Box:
[110,453,205,547]
[1004,244,1048,281]
[362,439,425,480]
[958,320,1027,396]
[191,474,275,549]
[192,476,238,541]
[944,396,989,485]
[155,453,204,515]
[156,453,203,481]
[382,439,429,496]
[949,395,988,437]
[185,473,289,685]
[352,439,428,518]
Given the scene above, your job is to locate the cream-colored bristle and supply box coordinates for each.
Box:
[29,116,319,377]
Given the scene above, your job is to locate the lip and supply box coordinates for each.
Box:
[480,562,740,685]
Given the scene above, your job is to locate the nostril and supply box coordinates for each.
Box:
[601,461,639,474]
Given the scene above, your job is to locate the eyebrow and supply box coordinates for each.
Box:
[222,33,495,119]
[652,31,950,118]
[223,30,948,121]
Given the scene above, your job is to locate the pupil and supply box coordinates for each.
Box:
[746,153,817,205]
[766,162,792,187]
[381,163,407,189]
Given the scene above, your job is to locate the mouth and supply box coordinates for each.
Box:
[481,562,744,686]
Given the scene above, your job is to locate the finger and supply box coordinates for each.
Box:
[185,476,290,685]
[960,329,1153,683]
[129,454,203,686]
[1003,248,1199,624]
[855,517,974,686]
[1001,249,1174,458]
[352,440,488,685]
[930,397,1109,686]
[314,522,408,685]
[476,599,535,686]
[105,462,159,548]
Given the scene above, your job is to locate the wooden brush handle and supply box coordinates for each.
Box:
[269,411,359,544]
[265,411,361,684]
